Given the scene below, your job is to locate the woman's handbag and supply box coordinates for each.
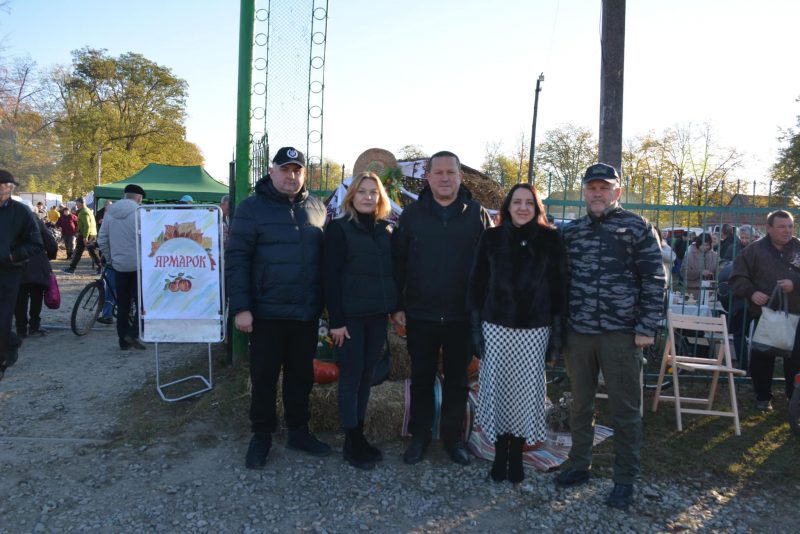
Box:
[751,285,800,353]
[44,273,61,310]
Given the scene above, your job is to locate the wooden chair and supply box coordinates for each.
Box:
[652,311,747,435]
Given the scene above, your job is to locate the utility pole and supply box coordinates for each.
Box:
[527,73,544,184]
[598,0,625,172]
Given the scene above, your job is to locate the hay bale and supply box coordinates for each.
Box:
[388,331,410,380]
[276,378,406,443]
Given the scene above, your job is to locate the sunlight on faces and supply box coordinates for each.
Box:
[0,182,14,201]
[271,163,305,197]
[427,156,462,206]
[767,215,794,247]
[509,187,536,227]
[353,177,379,215]
[583,180,621,217]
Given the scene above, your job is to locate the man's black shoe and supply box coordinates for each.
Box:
[286,427,331,457]
[402,440,428,464]
[123,336,146,350]
[245,433,271,469]
[445,440,471,466]
[554,468,591,487]
[606,483,634,509]
[28,328,48,336]
[4,349,19,368]
[97,317,114,325]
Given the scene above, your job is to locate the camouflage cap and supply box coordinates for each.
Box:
[582,163,619,184]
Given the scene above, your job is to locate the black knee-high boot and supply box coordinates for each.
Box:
[344,428,375,470]
[491,434,510,481]
[508,436,525,483]
[358,420,383,462]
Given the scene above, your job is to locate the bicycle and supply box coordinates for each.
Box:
[70,266,135,335]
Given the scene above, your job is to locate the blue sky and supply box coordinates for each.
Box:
[3,0,800,186]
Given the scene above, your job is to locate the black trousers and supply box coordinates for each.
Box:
[336,314,387,429]
[0,271,23,369]
[14,283,45,334]
[69,234,100,270]
[249,319,318,434]
[115,270,139,342]
[750,320,800,401]
[63,234,75,259]
[406,317,472,443]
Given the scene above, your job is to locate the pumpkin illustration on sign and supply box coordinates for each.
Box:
[164,272,194,292]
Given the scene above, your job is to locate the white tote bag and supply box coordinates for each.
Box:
[752,286,800,352]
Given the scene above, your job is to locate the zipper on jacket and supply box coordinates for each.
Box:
[596,223,602,330]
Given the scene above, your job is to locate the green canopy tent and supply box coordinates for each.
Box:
[93,164,229,203]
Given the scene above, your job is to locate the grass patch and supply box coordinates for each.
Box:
[116,346,251,444]
[549,376,800,488]
[117,348,800,488]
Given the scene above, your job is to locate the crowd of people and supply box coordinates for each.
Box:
[3,148,799,513]
[0,178,231,369]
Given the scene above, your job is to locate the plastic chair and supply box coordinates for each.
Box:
[652,311,747,435]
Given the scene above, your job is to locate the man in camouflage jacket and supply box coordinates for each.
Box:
[554,163,665,510]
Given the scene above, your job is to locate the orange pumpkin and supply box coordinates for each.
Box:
[467,356,480,380]
[313,359,340,384]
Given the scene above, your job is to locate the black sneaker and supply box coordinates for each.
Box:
[245,433,272,469]
[28,327,48,336]
[123,336,146,350]
[3,349,18,368]
[402,439,428,465]
[606,483,634,509]
[97,317,114,325]
[756,400,773,412]
[286,427,331,457]
[444,439,471,466]
[554,468,591,487]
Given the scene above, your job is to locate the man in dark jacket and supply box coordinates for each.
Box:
[392,151,492,465]
[729,210,800,412]
[718,224,744,264]
[15,214,58,338]
[0,170,44,380]
[556,163,665,510]
[226,147,331,469]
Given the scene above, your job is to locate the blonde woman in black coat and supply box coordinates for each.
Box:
[467,183,568,485]
[323,172,396,470]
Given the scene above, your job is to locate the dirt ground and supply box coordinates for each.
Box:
[1,256,798,533]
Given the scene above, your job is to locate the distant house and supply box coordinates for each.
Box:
[703,193,799,232]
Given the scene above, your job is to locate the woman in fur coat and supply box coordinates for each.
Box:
[467,183,568,485]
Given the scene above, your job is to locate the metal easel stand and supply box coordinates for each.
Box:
[155,342,214,402]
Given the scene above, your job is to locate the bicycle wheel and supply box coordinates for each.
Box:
[71,281,104,336]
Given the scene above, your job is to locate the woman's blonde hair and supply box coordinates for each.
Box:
[341,171,392,220]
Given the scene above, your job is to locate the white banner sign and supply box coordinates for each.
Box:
[138,207,223,325]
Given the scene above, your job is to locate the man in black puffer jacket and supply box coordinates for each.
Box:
[0,170,43,380]
[392,151,492,466]
[226,147,331,469]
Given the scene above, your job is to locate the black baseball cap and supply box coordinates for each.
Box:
[0,169,18,185]
[124,184,146,197]
[272,146,305,168]
[582,163,620,184]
